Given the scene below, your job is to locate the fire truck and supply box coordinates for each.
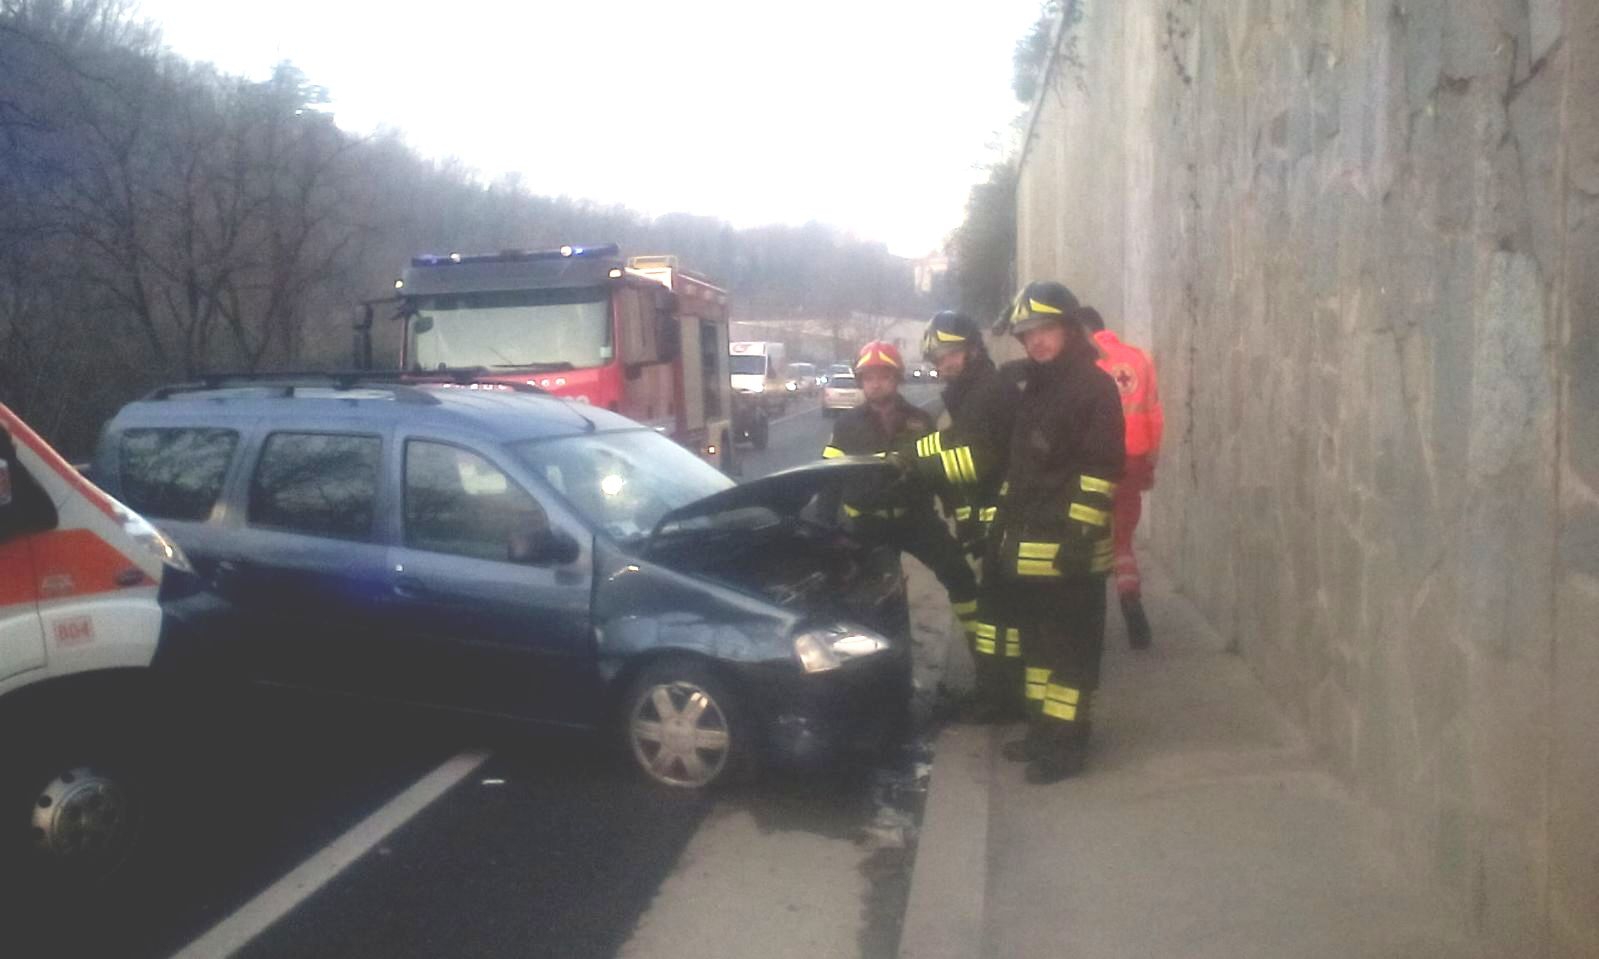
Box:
[374,244,737,472]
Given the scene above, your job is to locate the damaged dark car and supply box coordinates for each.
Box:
[93,379,912,789]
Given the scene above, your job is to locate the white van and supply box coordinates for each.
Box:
[0,403,189,884]
[729,341,789,411]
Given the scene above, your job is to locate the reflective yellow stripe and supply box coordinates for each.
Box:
[1045,684,1080,706]
[1017,559,1062,577]
[822,446,846,459]
[1069,503,1112,527]
[953,600,978,618]
[974,635,997,655]
[1080,475,1116,495]
[954,446,977,485]
[999,482,1009,495]
[1018,541,1060,560]
[979,506,997,522]
[1025,666,1050,700]
[1027,298,1065,315]
[935,329,967,343]
[963,619,979,636]
[1005,627,1022,658]
[954,506,973,521]
[938,450,960,484]
[1042,699,1078,721]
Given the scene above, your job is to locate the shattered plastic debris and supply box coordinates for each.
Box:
[860,807,918,850]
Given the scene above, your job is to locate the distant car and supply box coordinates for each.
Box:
[94,376,912,790]
[784,362,820,397]
[822,371,864,418]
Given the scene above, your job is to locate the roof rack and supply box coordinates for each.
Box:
[142,368,546,403]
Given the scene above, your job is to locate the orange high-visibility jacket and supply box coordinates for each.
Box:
[1092,330,1164,459]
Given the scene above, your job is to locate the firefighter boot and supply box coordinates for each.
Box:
[1001,720,1047,763]
[963,655,1024,724]
[1122,594,1152,651]
[1025,715,1092,784]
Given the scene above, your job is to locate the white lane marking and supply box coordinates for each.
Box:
[770,401,822,426]
[170,748,492,959]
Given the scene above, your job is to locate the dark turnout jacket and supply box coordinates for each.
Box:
[901,354,1019,543]
[989,342,1126,579]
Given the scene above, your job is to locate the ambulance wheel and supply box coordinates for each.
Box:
[0,687,165,894]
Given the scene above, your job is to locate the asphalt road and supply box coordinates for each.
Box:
[9,389,952,959]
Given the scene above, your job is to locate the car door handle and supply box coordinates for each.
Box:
[392,575,431,599]
[213,559,246,585]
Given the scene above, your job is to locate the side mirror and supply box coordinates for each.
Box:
[508,526,581,566]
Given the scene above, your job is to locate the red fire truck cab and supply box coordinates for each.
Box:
[394,244,736,471]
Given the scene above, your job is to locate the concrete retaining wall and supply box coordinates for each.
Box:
[1012,1,1595,954]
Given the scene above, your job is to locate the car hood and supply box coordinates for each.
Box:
[650,458,895,539]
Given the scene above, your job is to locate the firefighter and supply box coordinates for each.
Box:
[990,282,1125,784]
[902,311,1024,722]
[822,340,979,634]
[1078,306,1164,650]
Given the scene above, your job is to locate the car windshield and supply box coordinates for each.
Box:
[828,374,856,386]
[510,429,734,544]
[729,355,766,375]
[408,287,612,370]
[829,365,852,376]
[789,363,814,377]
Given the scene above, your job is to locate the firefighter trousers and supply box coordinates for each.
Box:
[969,584,1026,716]
[867,513,980,631]
[1002,575,1108,750]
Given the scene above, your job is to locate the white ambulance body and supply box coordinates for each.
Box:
[0,402,184,882]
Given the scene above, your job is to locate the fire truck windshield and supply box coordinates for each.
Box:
[407,287,612,371]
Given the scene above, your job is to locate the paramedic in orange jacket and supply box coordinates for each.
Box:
[1078,307,1163,649]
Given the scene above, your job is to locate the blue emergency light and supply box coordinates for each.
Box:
[410,243,620,268]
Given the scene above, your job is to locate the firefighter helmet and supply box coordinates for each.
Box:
[854,340,905,377]
[1004,281,1081,337]
[920,310,983,361]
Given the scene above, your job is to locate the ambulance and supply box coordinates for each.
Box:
[0,403,190,885]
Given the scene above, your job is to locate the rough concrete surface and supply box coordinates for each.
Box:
[1011,1,1594,953]
[979,566,1485,959]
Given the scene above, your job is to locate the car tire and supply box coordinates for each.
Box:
[720,428,740,477]
[620,658,754,790]
[0,697,162,896]
[751,416,769,451]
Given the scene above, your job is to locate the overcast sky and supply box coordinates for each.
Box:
[133,0,1042,257]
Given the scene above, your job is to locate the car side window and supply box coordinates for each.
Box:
[404,440,547,562]
[249,432,381,540]
[120,428,239,521]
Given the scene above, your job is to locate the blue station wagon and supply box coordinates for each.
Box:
[92,375,911,788]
